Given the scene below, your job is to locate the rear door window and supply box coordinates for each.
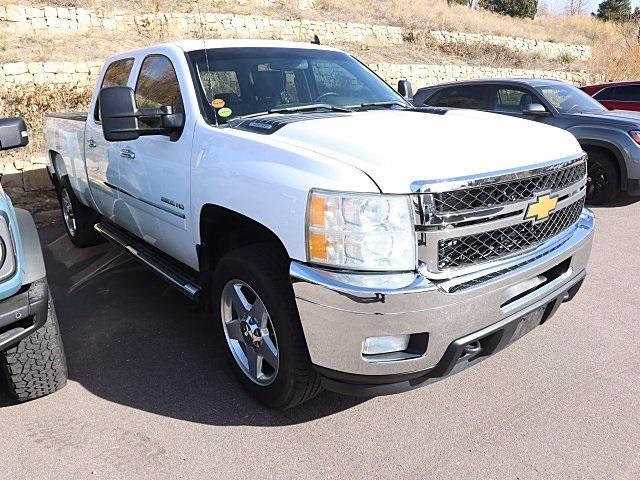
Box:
[94,58,134,122]
[427,85,490,110]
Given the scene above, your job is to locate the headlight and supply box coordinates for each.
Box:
[306,190,416,271]
[630,131,640,144]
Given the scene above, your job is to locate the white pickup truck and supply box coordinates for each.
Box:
[44,40,594,408]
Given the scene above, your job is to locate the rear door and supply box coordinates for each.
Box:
[114,53,194,267]
[85,57,134,219]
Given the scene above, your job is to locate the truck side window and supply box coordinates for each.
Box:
[494,87,543,113]
[94,58,134,122]
[135,55,184,129]
[428,85,490,110]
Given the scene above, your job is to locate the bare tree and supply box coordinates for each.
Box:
[564,0,592,15]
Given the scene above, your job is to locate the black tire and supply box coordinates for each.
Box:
[1,296,68,402]
[56,175,102,247]
[585,149,620,205]
[211,245,322,409]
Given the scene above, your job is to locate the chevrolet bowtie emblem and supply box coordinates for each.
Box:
[525,194,558,222]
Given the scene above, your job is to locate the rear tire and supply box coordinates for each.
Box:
[56,176,102,247]
[585,149,619,205]
[211,245,322,409]
[1,296,68,402]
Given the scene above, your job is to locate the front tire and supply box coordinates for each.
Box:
[56,176,102,247]
[585,149,620,205]
[1,296,68,402]
[211,245,322,409]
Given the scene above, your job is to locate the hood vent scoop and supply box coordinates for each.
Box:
[229,112,351,135]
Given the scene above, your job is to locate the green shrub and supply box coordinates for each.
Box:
[481,0,538,19]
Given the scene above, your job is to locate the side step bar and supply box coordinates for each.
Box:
[94,222,201,301]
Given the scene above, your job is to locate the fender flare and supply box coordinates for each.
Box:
[14,208,46,285]
[577,138,629,190]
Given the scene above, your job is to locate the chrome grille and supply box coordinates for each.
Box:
[433,162,586,213]
[414,155,588,278]
[437,198,584,270]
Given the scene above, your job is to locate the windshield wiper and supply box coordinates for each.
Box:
[268,104,353,114]
[353,101,412,110]
[229,103,352,122]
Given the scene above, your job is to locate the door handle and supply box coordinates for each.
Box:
[119,148,135,159]
[87,138,97,148]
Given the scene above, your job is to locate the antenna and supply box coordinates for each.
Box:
[311,34,320,45]
[196,0,218,126]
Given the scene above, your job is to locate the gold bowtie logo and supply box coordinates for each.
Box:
[525,194,558,222]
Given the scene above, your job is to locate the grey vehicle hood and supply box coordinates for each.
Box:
[565,110,640,129]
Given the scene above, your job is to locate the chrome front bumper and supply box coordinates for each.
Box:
[290,209,595,391]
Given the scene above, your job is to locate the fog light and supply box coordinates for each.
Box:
[362,335,410,355]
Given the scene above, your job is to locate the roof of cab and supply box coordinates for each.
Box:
[104,39,343,64]
[174,38,342,52]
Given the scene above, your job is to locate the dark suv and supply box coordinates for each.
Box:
[413,79,640,204]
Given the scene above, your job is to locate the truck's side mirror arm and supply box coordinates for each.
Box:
[99,87,184,142]
[0,117,29,151]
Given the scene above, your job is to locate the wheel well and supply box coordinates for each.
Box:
[580,143,626,190]
[47,150,65,187]
[198,204,290,307]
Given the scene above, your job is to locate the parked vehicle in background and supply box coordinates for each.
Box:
[0,117,67,402]
[44,41,593,408]
[413,79,640,204]
[581,81,640,112]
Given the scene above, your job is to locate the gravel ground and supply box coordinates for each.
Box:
[1,198,639,480]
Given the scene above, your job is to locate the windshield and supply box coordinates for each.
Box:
[535,84,606,114]
[187,47,407,124]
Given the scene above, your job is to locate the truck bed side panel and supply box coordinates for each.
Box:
[44,113,95,209]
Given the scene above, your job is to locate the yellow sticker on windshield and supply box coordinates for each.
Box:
[218,107,232,118]
[212,98,225,109]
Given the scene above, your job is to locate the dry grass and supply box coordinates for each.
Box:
[0,84,93,163]
[1,0,638,82]
[0,27,585,71]
[1,0,618,46]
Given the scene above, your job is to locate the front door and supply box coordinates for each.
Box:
[491,85,551,125]
[115,54,194,268]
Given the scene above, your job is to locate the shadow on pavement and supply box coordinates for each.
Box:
[588,193,640,209]
[25,223,366,425]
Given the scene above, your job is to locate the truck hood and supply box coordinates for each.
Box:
[265,109,582,193]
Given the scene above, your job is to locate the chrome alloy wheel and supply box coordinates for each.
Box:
[221,280,279,386]
[61,188,77,237]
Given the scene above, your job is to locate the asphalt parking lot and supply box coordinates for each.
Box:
[1,198,639,480]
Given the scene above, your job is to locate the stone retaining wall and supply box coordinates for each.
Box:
[0,60,592,88]
[0,4,591,61]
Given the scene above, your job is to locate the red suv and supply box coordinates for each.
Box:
[581,81,640,111]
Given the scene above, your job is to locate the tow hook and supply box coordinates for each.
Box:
[459,340,482,362]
